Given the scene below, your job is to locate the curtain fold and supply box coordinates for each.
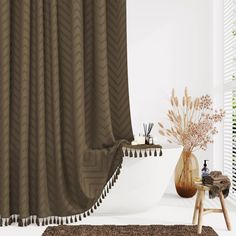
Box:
[0,0,133,226]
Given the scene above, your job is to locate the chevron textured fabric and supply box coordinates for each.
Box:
[0,0,133,226]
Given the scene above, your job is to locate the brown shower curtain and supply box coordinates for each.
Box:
[0,0,133,226]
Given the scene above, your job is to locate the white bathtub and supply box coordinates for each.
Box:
[94,144,182,215]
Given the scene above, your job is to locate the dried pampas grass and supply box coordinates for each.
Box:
[158,87,225,152]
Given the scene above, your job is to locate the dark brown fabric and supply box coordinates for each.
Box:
[122,144,162,149]
[203,171,231,199]
[42,225,218,236]
[122,144,163,157]
[0,0,133,225]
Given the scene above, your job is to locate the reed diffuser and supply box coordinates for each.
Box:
[143,123,154,144]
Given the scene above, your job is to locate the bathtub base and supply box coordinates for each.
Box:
[94,145,182,215]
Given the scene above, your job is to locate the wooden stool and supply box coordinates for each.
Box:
[192,183,232,234]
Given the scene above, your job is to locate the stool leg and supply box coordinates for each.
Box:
[219,192,232,231]
[192,190,201,225]
[197,190,205,234]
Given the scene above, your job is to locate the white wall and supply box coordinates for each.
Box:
[127,0,220,192]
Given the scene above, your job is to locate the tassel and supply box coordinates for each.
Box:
[9,217,13,225]
[36,218,40,226]
[125,148,128,156]
[66,217,69,224]
[149,149,152,156]
[53,217,56,224]
[129,150,133,157]
[97,202,100,207]
[99,198,102,203]
[70,216,73,223]
[45,218,48,225]
[91,208,93,213]
[83,213,86,218]
[139,150,142,157]
[144,150,147,157]
[57,218,60,225]
[154,149,157,156]
[27,218,31,226]
[74,216,78,222]
[116,168,120,176]
[79,215,82,221]
[134,150,137,158]
[87,211,90,216]
[5,219,8,226]
[32,216,35,224]
[42,219,45,226]
[60,218,63,225]
[113,176,117,183]
[159,148,163,156]
[49,217,53,225]
[18,219,23,227]
[0,217,2,226]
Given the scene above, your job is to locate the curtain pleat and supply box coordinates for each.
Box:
[107,0,133,141]
[34,0,49,216]
[10,0,31,218]
[92,0,115,148]
[0,0,10,218]
[0,0,133,225]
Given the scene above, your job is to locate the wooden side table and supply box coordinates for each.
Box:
[192,182,232,234]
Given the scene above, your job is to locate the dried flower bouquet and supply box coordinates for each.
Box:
[158,88,225,197]
[158,88,225,152]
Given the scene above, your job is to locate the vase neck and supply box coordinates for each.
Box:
[182,150,192,158]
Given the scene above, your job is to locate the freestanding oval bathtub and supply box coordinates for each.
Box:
[94,144,182,215]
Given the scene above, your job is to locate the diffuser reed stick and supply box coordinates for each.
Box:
[143,122,154,144]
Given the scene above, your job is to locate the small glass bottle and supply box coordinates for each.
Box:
[201,160,209,179]
[148,136,153,145]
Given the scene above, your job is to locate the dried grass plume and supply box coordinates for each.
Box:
[158,87,225,152]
